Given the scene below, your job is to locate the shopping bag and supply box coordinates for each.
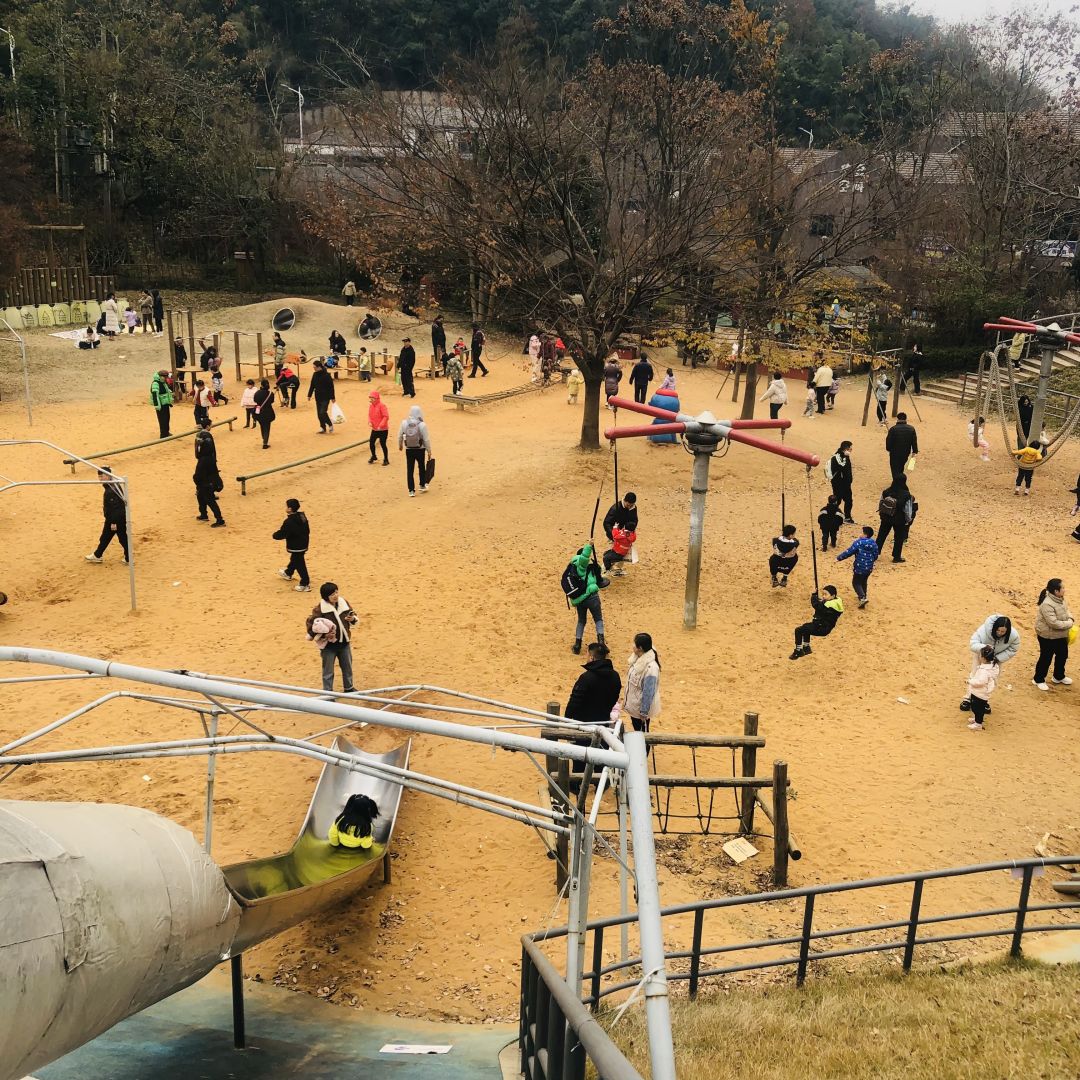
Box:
[905,455,917,473]
[329,402,346,425]
[424,458,436,484]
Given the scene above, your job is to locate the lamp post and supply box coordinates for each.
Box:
[284,85,304,153]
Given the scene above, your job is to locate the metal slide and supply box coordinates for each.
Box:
[0,736,409,1080]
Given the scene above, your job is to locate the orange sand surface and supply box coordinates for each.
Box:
[1,296,1078,1022]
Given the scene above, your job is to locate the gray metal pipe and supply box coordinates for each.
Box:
[0,649,628,769]
[623,731,677,1080]
[683,447,713,629]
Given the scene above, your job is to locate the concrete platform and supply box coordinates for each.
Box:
[36,967,516,1080]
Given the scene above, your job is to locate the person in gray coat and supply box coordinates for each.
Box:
[960,615,1020,713]
[398,404,433,496]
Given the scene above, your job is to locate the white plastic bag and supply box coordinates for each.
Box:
[329,402,346,425]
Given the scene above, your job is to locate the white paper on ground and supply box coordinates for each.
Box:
[380,1044,453,1055]
[722,837,759,864]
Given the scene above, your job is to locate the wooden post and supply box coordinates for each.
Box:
[772,759,790,888]
[186,309,195,371]
[861,370,873,427]
[166,311,177,382]
[739,713,759,835]
[233,332,241,382]
[256,332,264,381]
[890,359,902,418]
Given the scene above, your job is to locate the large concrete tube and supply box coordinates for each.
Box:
[0,801,241,1080]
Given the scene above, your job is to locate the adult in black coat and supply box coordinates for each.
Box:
[85,467,129,563]
[193,421,225,526]
[564,643,622,724]
[274,498,311,591]
[629,355,655,404]
[431,316,447,372]
[875,474,917,563]
[398,338,417,398]
[603,494,638,541]
[827,441,855,522]
[329,330,347,356]
[1017,394,1034,448]
[308,359,337,433]
[885,413,919,480]
[151,289,164,334]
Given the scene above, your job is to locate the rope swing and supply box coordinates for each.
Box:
[806,464,820,593]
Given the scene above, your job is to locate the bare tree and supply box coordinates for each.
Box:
[305,35,753,448]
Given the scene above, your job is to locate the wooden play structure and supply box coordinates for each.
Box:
[541,711,799,889]
[0,225,114,310]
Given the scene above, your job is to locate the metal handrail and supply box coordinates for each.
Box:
[520,937,644,1080]
[525,857,1080,1009]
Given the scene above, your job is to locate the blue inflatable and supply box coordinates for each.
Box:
[647,389,681,444]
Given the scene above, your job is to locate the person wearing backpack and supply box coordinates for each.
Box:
[564,540,609,654]
[469,324,488,377]
[789,586,844,659]
[875,474,917,563]
[886,412,919,480]
[398,404,432,496]
[307,582,358,694]
[150,369,173,438]
[826,441,854,522]
[274,498,311,592]
[308,358,337,433]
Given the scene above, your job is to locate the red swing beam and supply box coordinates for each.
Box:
[982,316,1080,344]
[603,395,820,467]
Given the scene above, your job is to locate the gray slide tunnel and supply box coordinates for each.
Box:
[0,736,408,1080]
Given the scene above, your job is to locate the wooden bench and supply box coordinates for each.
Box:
[442,373,569,411]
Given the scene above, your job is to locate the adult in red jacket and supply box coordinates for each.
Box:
[367,390,390,465]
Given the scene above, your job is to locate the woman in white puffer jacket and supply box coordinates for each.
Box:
[623,633,661,733]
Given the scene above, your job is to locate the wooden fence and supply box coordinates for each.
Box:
[2,268,115,308]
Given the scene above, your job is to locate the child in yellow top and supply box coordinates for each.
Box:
[1012,441,1043,495]
[328,793,379,849]
[566,366,585,405]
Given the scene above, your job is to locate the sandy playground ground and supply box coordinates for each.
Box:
[0,294,1078,1024]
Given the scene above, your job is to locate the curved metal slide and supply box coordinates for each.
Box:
[0,735,409,1080]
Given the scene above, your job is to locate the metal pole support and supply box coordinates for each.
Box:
[231,954,246,1049]
[683,445,714,630]
[623,731,677,1080]
[203,712,218,854]
[1028,343,1056,444]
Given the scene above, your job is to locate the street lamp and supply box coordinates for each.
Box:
[284,85,304,152]
[0,26,20,131]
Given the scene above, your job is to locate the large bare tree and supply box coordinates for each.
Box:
[305,17,755,448]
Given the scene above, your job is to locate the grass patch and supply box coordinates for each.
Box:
[606,960,1080,1079]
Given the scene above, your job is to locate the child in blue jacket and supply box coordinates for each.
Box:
[836,526,879,609]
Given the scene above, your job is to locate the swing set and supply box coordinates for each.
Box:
[604,395,819,627]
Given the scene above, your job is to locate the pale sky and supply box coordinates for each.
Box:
[888,0,1078,24]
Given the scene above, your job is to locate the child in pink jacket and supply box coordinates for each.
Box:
[966,645,999,732]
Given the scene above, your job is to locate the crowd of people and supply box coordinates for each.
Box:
[74,292,1077,728]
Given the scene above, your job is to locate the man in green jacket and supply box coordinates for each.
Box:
[151,369,174,438]
[567,541,609,654]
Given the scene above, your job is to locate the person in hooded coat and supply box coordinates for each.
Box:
[367,389,390,465]
[397,404,432,496]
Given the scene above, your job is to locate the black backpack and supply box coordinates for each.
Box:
[560,559,589,606]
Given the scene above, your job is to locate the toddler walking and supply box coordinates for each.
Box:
[241,378,257,428]
[211,369,229,405]
[966,645,999,732]
[802,385,816,419]
[124,306,139,334]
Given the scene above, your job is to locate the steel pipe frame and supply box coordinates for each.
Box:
[0,650,628,769]
[60,417,238,472]
[0,736,569,835]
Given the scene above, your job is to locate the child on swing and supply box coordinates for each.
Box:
[968,416,990,462]
[769,524,800,587]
